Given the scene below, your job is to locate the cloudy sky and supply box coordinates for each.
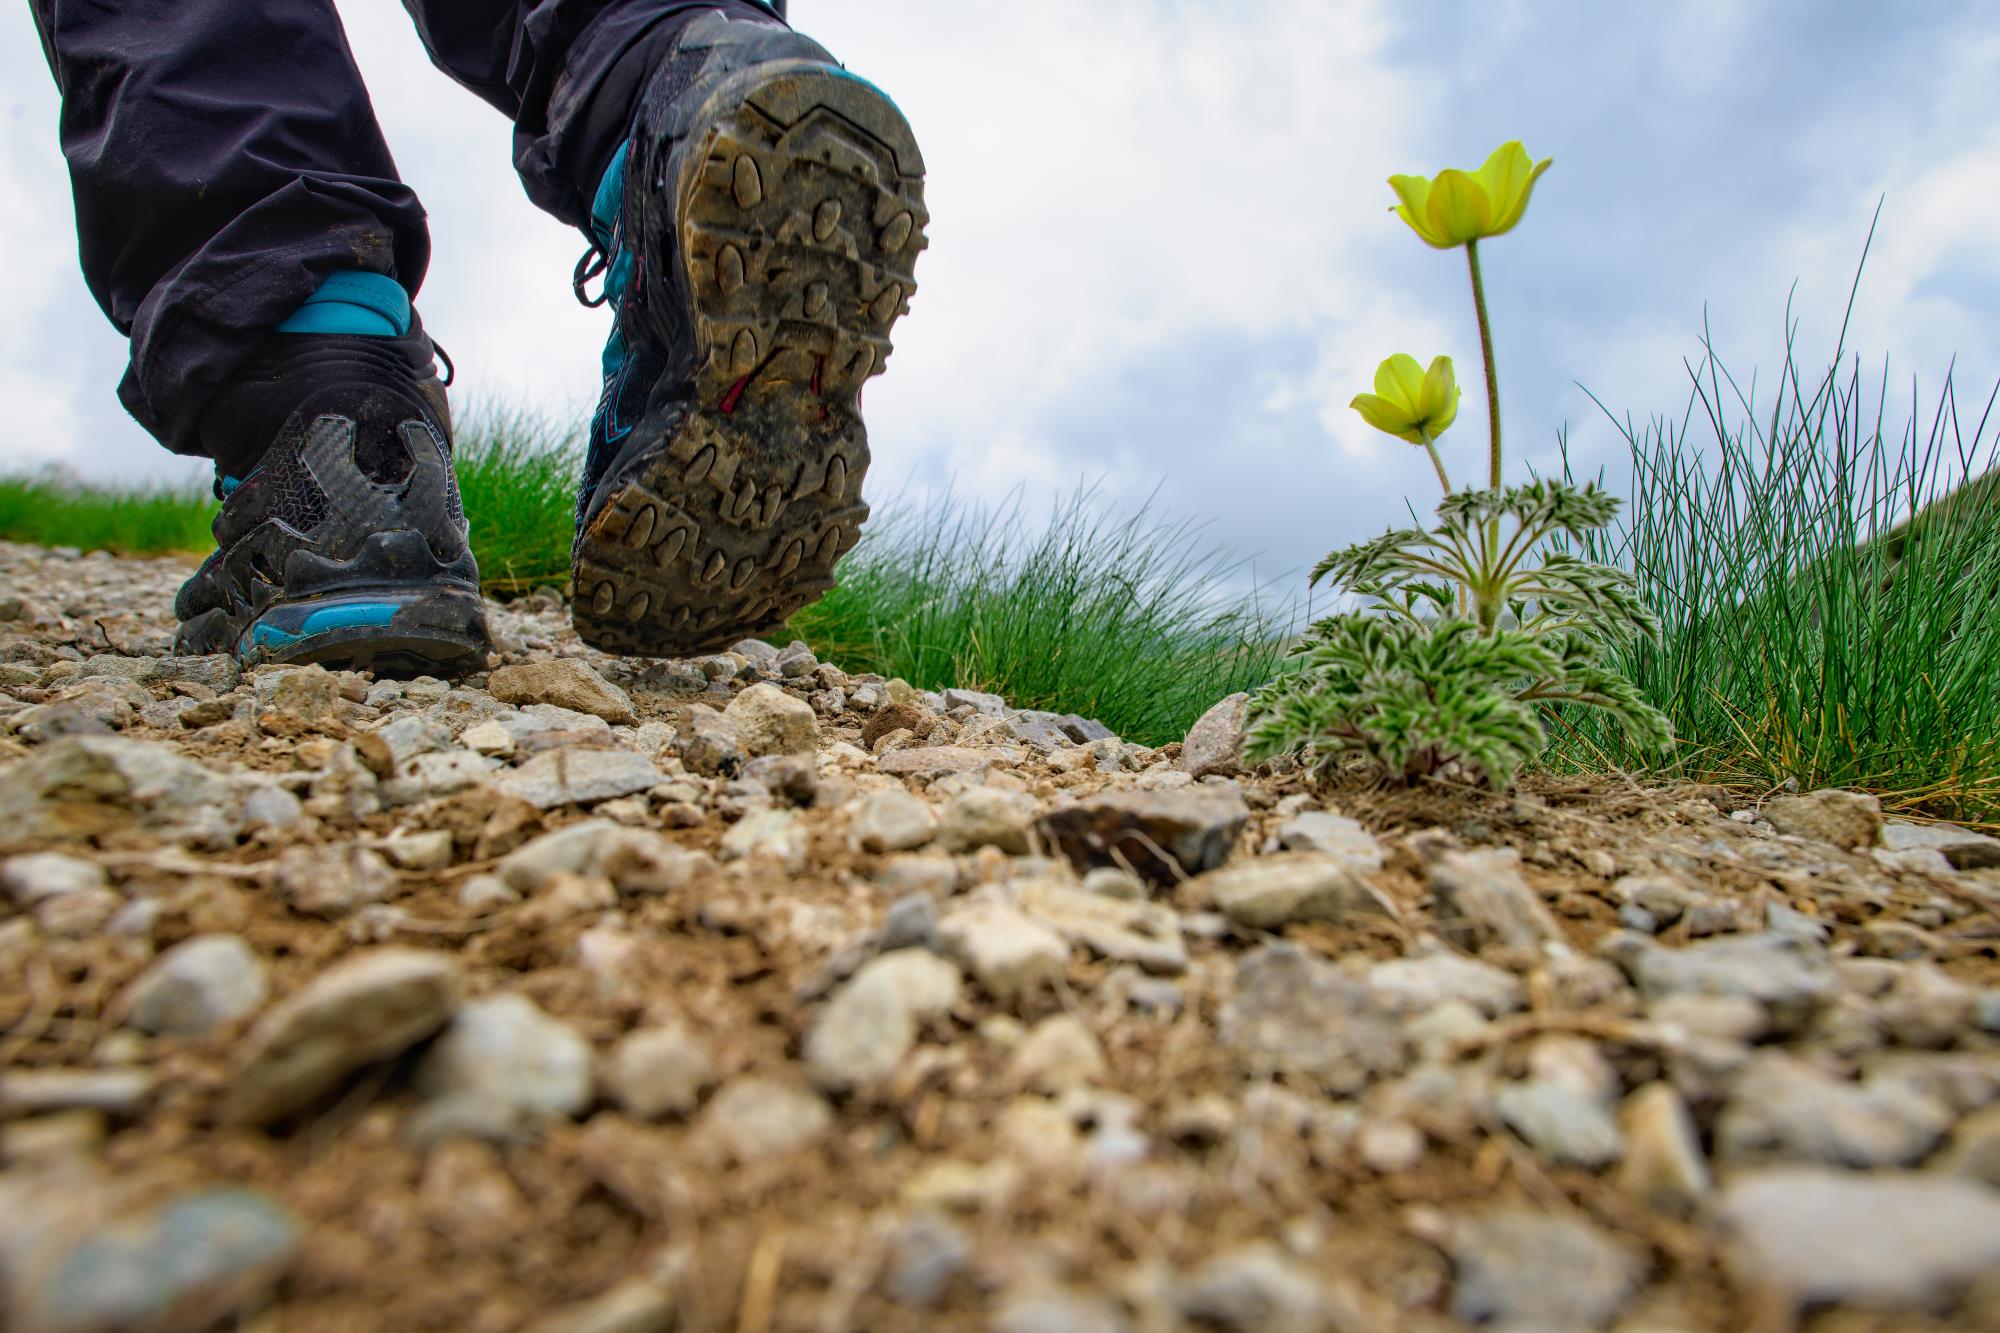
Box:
[3,0,1997,585]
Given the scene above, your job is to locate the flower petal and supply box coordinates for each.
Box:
[1379,353,1427,409]
[1421,355,1460,434]
[1350,391,1412,438]
[1387,173,1444,246]
[1480,142,1551,236]
[1425,168,1492,246]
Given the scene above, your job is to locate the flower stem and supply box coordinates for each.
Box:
[1419,432,1452,496]
[1465,239,1502,491]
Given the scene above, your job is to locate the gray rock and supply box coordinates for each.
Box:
[698,1077,831,1161]
[741,753,816,805]
[14,1189,299,1333]
[155,654,242,692]
[1715,1052,1950,1167]
[271,842,396,918]
[876,745,1026,778]
[936,902,1068,1007]
[1880,818,2000,869]
[0,735,241,845]
[1937,1104,2000,1187]
[1447,1209,1639,1329]
[1036,787,1249,887]
[1003,710,1075,753]
[992,1283,1129,1333]
[1877,963,1976,1048]
[1220,944,1405,1094]
[942,687,1009,716]
[239,784,305,829]
[1272,811,1385,871]
[603,1025,714,1119]
[1496,1078,1624,1168]
[718,808,807,870]
[805,949,960,1091]
[229,947,460,1125]
[489,659,636,724]
[1367,945,1525,1017]
[1763,788,1882,850]
[1018,878,1187,974]
[1179,692,1248,778]
[1059,714,1115,743]
[1,852,107,907]
[36,885,121,938]
[499,821,698,895]
[416,993,594,1121]
[1007,1014,1106,1093]
[1427,848,1560,952]
[1720,1167,2000,1309]
[1179,1243,1337,1333]
[873,852,959,900]
[1616,1082,1710,1211]
[934,786,1038,854]
[1603,930,1833,1033]
[879,893,939,952]
[722,682,817,757]
[1189,852,1400,930]
[0,1068,153,1117]
[119,935,268,1036]
[496,749,665,809]
[885,1212,971,1308]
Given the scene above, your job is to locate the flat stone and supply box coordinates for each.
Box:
[14,1189,299,1333]
[1179,692,1248,778]
[229,948,460,1125]
[1715,1052,1949,1167]
[1881,818,2000,869]
[935,786,1038,854]
[1602,930,1833,1033]
[1220,944,1404,1094]
[850,787,937,853]
[718,808,807,870]
[1936,1104,2000,1188]
[1447,1209,1639,1328]
[805,949,961,1091]
[499,821,699,895]
[1367,946,1525,1017]
[0,1068,152,1117]
[1017,878,1186,974]
[937,902,1068,1007]
[1427,848,1560,952]
[416,993,594,1121]
[118,935,268,1036]
[1720,1167,2000,1308]
[885,1213,971,1309]
[271,842,396,918]
[604,1026,714,1120]
[1179,1243,1340,1333]
[1,852,108,907]
[495,749,665,809]
[698,1077,831,1162]
[0,735,241,845]
[1763,788,1882,850]
[722,682,817,757]
[877,745,1025,778]
[1187,852,1399,930]
[1007,1015,1106,1093]
[1036,788,1249,888]
[489,659,636,724]
[1617,1082,1710,1211]
[1272,812,1384,870]
[1495,1079,1623,1169]
[942,687,1009,716]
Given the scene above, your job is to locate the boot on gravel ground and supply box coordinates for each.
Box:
[569,10,927,656]
[174,285,490,677]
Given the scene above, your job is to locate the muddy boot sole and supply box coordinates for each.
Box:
[572,61,926,656]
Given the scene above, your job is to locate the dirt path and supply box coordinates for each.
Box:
[2,539,1998,1332]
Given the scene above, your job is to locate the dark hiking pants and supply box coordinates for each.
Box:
[31,0,786,459]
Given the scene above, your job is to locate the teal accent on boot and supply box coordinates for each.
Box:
[276,271,412,337]
[592,143,636,380]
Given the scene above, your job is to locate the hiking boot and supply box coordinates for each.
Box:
[570,9,926,655]
[173,328,491,674]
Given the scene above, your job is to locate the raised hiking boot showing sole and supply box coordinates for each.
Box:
[573,37,926,656]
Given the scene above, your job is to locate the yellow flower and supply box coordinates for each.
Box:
[1388,141,1552,249]
[1351,354,1460,444]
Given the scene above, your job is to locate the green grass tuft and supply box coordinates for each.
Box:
[0,472,217,555]
[452,403,583,592]
[789,486,1294,745]
[1552,287,2000,825]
